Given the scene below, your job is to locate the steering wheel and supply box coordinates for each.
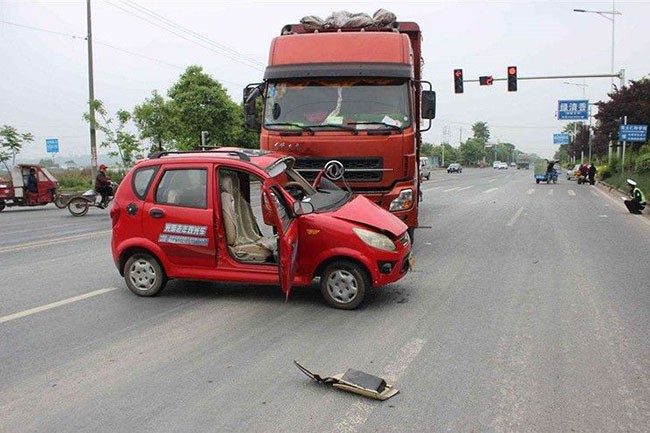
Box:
[284,181,308,200]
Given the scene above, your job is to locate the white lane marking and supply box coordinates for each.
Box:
[484,188,498,194]
[443,187,461,193]
[0,288,118,324]
[332,338,425,433]
[527,189,535,195]
[422,185,442,192]
[568,190,576,196]
[548,189,554,196]
[0,230,111,254]
[599,215,609,218]
[488,179,497,183]
[457,186,474,192]
[507,207,524,226]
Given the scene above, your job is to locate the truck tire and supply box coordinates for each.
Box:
[320,260,368,310]
[0,201,5,212]
[124,253,167,297]
[68,197,89,217]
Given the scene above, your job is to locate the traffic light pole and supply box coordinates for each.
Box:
[462,71,625,87]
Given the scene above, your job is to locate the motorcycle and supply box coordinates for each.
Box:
[67,181,118,217]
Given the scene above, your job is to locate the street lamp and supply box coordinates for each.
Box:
[573,3,622,90]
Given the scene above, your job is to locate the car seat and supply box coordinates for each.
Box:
[220,172,276,263]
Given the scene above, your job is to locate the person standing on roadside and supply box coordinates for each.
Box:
[588,163,597,185]
[624,179,646,214]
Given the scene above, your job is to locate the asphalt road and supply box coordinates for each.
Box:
[1,168,649,433]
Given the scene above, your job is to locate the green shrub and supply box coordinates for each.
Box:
[599,165,612,180]
[635,153,650,174]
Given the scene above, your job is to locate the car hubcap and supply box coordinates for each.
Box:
[129,259,157,290]
[326,270,358,304]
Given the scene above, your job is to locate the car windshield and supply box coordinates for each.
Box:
[264,78,410,132]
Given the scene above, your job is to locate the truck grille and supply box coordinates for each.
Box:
[294,157,384,182]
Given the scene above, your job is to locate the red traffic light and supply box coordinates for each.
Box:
[507,66,517,92]
[453,69,464,94]
[455,70,462,78]
[479,76,494,86]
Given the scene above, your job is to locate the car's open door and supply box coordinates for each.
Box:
[262,182,298,301]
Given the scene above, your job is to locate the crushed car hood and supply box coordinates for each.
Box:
[331,196,408,237]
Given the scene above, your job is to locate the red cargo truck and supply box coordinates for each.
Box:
[244,14,436,240]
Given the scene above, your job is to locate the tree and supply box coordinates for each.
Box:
[0,125,34,165]
[471,121,490,144]
[594,77,650,158]
[459,138,485,166]
[133,90,176,152]
[84,100,143,168]
[166,65,250,150]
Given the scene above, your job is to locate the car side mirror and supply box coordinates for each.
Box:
[293,200,314,216]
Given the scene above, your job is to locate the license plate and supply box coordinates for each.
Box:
[408,253,415,271]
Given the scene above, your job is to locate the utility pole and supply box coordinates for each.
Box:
[86,0,98,180]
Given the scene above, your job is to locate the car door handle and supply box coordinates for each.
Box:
[150,208,165,218]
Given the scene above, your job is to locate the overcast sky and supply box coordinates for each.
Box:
[1,0,649,161]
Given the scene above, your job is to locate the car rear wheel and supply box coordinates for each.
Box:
[67,197,89,216]
[124,253,167,297]
[320,260,368,310]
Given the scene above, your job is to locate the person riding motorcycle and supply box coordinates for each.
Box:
[95,164,113,208]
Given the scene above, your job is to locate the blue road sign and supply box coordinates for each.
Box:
[553,133,570,145]
[558,100,589,120]
[619,124,648,142]
[45,138,59,153]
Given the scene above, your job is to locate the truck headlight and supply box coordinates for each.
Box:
[389,189,413,211]
[353,227,396,252]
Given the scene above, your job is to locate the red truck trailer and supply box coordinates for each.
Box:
[244,12,436,240]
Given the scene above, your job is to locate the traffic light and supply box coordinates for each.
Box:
[479,76,494,86]
[454,69,464,94]
[507,66,517,92]
[200,130,210,148]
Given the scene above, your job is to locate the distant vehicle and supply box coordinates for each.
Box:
[566,164,581,181]
[447,163,462,173]
[493,161,501,169]
[419,157,432,180]
[497,162,508,170]
[0,163,59,212]
[509,162,516,167]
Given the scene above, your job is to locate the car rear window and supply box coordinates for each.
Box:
[155,168,207,209]
[132,166,159,200]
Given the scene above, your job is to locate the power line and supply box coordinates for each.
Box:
[104,0,264,71]
[118,0,264,68]
[0,19,246,87]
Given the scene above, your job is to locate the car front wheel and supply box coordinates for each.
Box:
[124,253,167,297]
[320,260,368,310]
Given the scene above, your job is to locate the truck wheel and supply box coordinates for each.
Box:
[536,179,540,184]
[320,260,368,310]
[0,201,5,212]
[68,197,89,216]
[124,253,167,297]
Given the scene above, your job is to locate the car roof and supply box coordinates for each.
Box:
[137,147,284,171]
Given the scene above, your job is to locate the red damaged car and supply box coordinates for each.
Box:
[110,149,412,309]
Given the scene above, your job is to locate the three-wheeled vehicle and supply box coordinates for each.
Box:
[0,163,59,212]
[534,161,557,184]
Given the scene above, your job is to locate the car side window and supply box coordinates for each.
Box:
[155,168,207,209]
[132,166,158,200]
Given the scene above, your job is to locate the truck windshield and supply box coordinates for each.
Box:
[264,79,410,132]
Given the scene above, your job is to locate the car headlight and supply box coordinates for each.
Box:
[389,189,413,211]
[352,227,396,252]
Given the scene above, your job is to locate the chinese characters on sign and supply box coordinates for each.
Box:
[618,124,648,143]
[45,138,59,153]
[557,100,589,120]
[553,133,570,145]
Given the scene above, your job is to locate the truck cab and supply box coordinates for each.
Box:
[244,14,435,238]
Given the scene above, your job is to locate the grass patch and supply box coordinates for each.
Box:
[602,171,650,195]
